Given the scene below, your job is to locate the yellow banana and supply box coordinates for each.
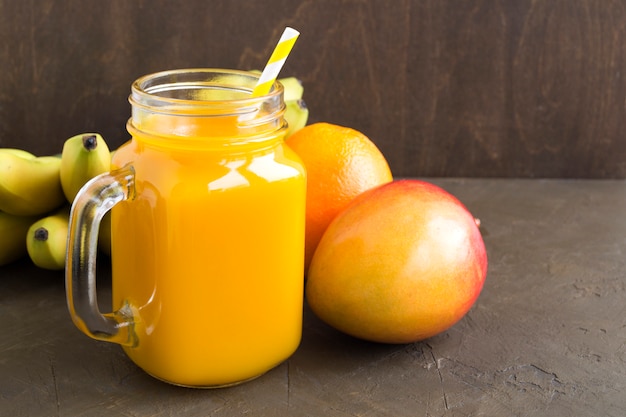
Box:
[60,133,111,203]
[0,152,66,216]
[0,148,36,159]
[284,99,309,138]
[0,211,39,266]
[26,207,70,270]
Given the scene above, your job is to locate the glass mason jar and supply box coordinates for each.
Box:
[66,69,307,388]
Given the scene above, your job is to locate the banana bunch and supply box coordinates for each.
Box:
[250,70,309,137]
[0,133,112,269]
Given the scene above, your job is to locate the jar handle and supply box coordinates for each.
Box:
[65,165,136,347]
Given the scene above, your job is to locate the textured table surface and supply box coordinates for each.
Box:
[1,178,625,417]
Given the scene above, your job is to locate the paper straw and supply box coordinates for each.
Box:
[251,27,300,97]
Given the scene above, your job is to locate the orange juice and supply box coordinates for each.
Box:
[66,69,306,388]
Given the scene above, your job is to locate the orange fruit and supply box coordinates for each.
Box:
[306,180,488,344]
[285,122,393,272]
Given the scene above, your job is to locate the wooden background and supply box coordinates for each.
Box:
[0,0,625,178]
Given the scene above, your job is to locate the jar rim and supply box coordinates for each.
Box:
[127,68,287,144]
[130,68,284,112]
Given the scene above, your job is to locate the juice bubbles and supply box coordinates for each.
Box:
[66,69,306,387]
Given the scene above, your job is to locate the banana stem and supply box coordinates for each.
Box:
[34,227,49,241]
[82,134,99,151]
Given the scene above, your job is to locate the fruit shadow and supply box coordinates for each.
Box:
[293,300,414,377]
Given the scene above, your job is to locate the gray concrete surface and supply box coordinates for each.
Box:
[1,178,625,416]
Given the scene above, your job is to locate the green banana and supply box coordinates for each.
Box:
[249,71,304,101]
[26,208,70,270]
[60,133,111,203]
[278,77,308,137]
[0,211,39,266]
[248,71,308,137]
[284,99,309,138]
[0,152,66,216]
[278,77,304,102]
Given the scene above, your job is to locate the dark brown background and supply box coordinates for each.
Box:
[1,0,625,178]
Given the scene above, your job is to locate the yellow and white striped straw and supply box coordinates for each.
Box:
[251,27,300,97]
